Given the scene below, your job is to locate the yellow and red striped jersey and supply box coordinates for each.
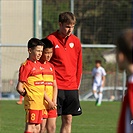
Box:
[41,62,56,109]
[19,59,45,110]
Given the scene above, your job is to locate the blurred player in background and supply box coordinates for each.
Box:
[116,28,133,133]
[16,38,45,133]
[92,60,106,106]
[46,12,82,133]
[16,95,23,104]
[39,38,57,133]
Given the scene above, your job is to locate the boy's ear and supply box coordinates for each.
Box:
[59,22,62,27]
[28,48,32,53]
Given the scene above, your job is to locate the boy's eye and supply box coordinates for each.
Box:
[36,50,43,52]
[44,52,52,54]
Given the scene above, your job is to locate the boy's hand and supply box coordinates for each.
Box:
[17,88,26,96]
[53,102,57,109]
[21,89,27,96]
[48,101,57,110]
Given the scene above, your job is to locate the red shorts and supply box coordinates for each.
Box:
[26,109,43,124]
[43,109,57,119]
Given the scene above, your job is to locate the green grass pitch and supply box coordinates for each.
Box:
[0,100,121,133]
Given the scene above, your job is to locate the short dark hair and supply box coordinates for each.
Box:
[41,38,53,49]
[95,60,102,64]
[115,28,133,63]
[28,38,44,49]
[59,12,76,24]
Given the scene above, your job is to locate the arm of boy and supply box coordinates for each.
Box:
[101,76,106,87]
[52,80,58,108]
[101,68,106,87]
[44,92,55,110]
[16,81,26,96]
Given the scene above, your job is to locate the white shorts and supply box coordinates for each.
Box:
[92,83,103,92]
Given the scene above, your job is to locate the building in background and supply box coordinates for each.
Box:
[0,1,33,94]
[1,1,33,44]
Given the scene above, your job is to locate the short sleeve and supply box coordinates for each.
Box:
[19,64,31,82]
[102,68,106,76]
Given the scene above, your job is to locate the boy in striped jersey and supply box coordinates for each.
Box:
[40,38,57,133]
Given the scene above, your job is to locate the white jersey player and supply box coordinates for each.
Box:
[92,60,106,106]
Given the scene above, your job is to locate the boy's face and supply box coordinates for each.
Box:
[42,48,53,62]
[59,22,75,37]
[28,46,43,61]
[95,62,101,68]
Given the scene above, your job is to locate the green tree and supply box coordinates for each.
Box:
[42,0,69,38]
[74,0,132,44]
